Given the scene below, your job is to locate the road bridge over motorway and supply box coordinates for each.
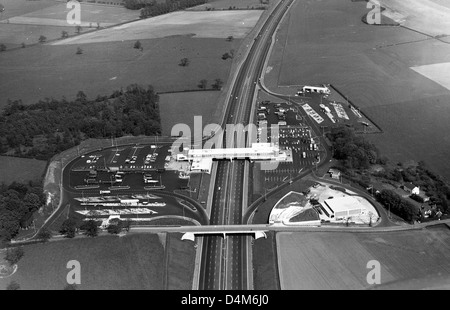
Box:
[130,219,450,235]
[181,230,267,241]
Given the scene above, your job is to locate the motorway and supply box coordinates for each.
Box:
[199,0,295,290]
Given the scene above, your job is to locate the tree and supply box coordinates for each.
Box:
[107,220,123,234]
[60,218,78,238]
[0,43,6,52]
[6,281,20,290]
[81,220,98,237]
[212,78,223,90]
[5,247,24,265]
[179,57,190,66]
[123,219,132,232]
[134,40,142,50]
[75,25,82,34]
[61,31,69,39]
[76,91,87,102]
[37,227,52,242]
[222,50,235,60]
[76,47,83,55]
[23,192,41,211]
[198,79,208,89]
[38,35,46,43]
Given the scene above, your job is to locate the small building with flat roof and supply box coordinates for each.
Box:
[190,158,213,174]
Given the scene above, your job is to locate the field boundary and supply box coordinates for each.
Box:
[329,84,384,134]
[157,88,221,95]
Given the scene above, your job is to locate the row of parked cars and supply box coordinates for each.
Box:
[144,153,158,164]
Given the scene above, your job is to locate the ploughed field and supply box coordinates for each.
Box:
[0,233,195,290]
[277,226,450,289]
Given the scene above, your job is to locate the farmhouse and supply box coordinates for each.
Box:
[401,183,420,195]
[328,168,341,180]
[323,196,365,220]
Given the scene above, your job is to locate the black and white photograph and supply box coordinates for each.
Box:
[0,0,449,293]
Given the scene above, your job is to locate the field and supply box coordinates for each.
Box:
[277,226,450,289]
[0,0,57,21]
[0,36,241,107]
[264,0,450,180]
[0,1,140,47]
[0,233,196,290]
[252,231,280,290]
[379,0,450,36]
[52,10,263,45]
[165,233,196,289]
[189,0,270,10]
[0,156,47,185]
[0,23,93,48]
[411,62,450,91]
[2,2,139,27]
[159,91,222,136]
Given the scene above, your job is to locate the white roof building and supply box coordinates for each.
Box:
[177,143,288,162]
[323,196,366,219]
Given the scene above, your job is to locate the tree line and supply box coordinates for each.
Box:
[373,161,450,213]
[0,181,46,245]
[376,189,418,222]
[328,126,450,220]
[131,0,208,18]
[327,126,381,170]
[0,84,161,160]
[59,217,131,239]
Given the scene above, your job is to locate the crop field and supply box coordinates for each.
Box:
[252,231,280,290]
[379,0,450,36]
[276,226,450,289]
[265,0,450,180]
[159,91,222,136]
[165,233,196,290]
[411,62,450,91]
[0,0,57,21]
[0,233,196,290]
[0,1,139,25]
[1,3,139,27]
[0,156,47,185]
[0,1,140,47]
[52,10,263,45]
[0,23,95,48]
[0,36,241,107]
